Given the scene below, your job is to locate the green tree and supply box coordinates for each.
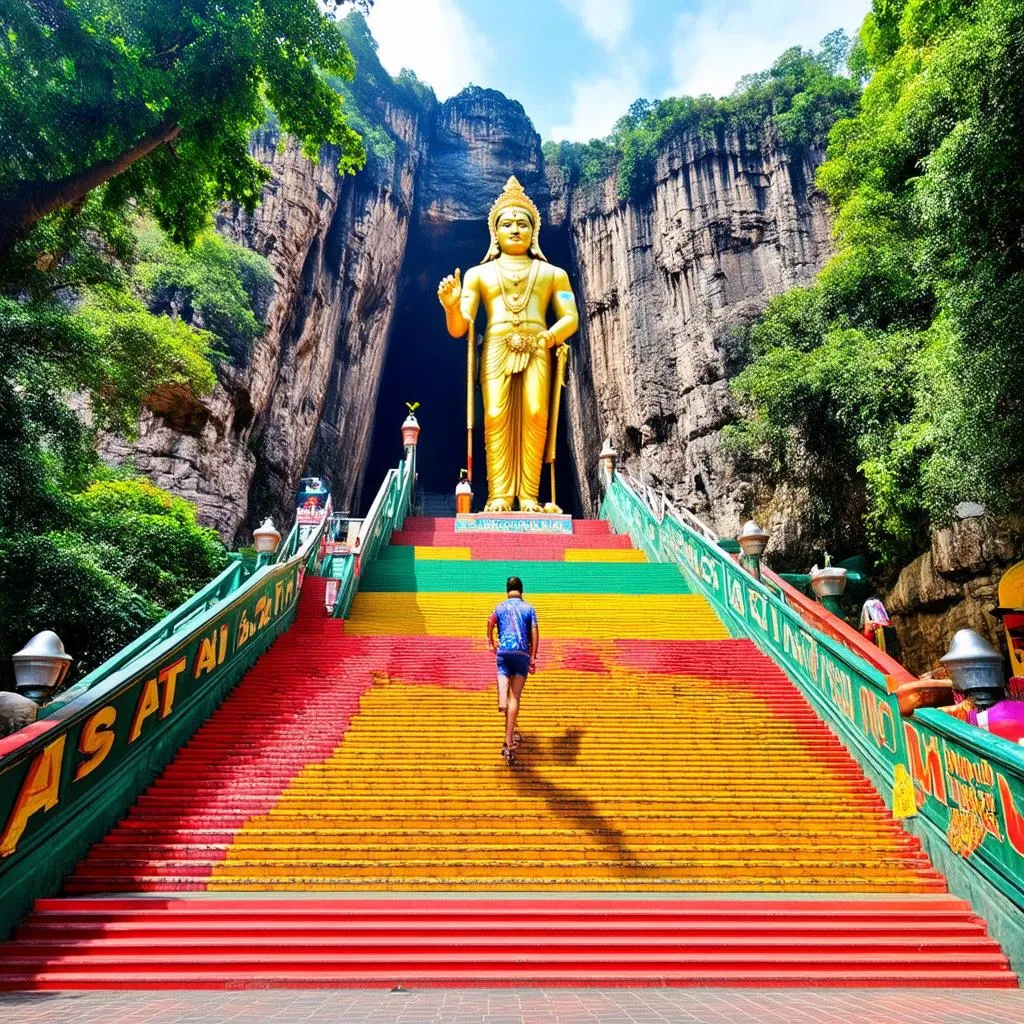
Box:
[0,209,266,686]
[544,33,859,199]
[0,0,370,251]
[730,0,1024,568]
[0,477,229,687]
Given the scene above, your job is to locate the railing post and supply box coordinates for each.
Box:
[737,521,770,582]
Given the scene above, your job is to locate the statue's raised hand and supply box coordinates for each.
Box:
[437,267,462,310]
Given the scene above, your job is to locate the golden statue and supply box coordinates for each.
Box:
[437,176,579,513]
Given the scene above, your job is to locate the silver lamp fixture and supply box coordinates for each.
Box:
[737,521,769,557]
[940,629,1004,696]
[737,521,769,582]
[13,631,72,703]
[252,517,281,554]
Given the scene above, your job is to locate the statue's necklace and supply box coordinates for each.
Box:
[497,259,540,324]
[497,260,541,356]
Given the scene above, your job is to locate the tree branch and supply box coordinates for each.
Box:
[0,121,181,254]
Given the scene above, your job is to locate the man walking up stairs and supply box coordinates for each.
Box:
[487,574,539,765]
[0,516,1015,989]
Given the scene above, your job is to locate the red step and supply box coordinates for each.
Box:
[0,897,1013,990]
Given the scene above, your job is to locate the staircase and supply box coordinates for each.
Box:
[0,517,1014,988]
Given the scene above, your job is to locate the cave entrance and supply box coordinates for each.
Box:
[363,216,579,518]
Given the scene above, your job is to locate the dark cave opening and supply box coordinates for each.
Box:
[362,214,580,518]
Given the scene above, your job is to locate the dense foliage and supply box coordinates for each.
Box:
[0,477,229,685]
[0,2,372,689]
[544,31,860,199]
[0,0,368,250]
[135,224,274,366]
[727,0,1024,569]
[0,210,268,686]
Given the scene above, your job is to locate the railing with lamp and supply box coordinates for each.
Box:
[327,445,416,619]
[601,465,1024,971]
[0,499,333,940]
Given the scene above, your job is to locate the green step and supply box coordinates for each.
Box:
[361,557,691,595]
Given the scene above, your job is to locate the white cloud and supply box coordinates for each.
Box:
[670,0,871,99]
[557,0,634,50]
[547,61,643,142]
[365,0,493,100]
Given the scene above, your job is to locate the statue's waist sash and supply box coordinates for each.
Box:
[485,323,548,378]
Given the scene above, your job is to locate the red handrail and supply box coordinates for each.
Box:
[760,565,916,685]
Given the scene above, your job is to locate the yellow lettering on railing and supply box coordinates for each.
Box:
[74,706,116,781]
[0,736,67,857]
[129,678,161,743]
[903,722,948,805]
[159,656,186,718]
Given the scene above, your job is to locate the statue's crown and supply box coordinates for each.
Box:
[489,175,541,228]
[484,175,546,261]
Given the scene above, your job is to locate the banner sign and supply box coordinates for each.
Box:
[601,474,1024,910]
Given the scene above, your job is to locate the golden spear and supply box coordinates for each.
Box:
[466,322,475,484]
[544,343,569,509]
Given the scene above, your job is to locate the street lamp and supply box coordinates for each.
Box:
[13,631,72,703]
[737,520,769,581]
[401,412,421,449]
[252,517,281,555]
[598,438,617,492]
[941,629,1004,705]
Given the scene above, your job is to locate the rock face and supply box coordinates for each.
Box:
[107,52,835,566]
[550,130,831,527]
[103,102,431,541]
[0,692,37,739]
[887,516,1024,676]
[420,88,548,228]
[108,73,828,546]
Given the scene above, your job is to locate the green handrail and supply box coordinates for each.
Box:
[601,470,1024,969]
[330,449,415,618]
[0,502,333,940]
[42,559,247,716]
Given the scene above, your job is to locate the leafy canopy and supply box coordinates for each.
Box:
[0,208,268,685]
[0,476,229,687]
[728,0,1024,568]
[0,0,368,247]
[0,1,369,690]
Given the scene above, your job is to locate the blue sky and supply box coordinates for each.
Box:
[365,0,872,142]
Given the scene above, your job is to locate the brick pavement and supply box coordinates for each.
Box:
[1,988,1023,1024]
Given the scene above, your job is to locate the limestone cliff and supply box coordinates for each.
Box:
[103,100,430,541]
[108,90,830,554]
[550,130,831,529]
[887,516,1024,677]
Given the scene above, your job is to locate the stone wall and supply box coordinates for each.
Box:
[551,130,831,531]
[887,516,1024,676]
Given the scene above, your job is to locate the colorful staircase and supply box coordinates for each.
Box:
[0,517,1014,988]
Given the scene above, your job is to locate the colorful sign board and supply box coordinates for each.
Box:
[454,513,573,534]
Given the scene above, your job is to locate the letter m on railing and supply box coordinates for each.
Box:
[903,721,948,806]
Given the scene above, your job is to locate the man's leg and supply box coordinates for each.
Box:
[504,674,526,755]
[496,672,510,713]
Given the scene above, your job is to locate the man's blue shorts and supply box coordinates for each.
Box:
[496,651,530,679]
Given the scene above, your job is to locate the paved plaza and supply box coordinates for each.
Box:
[2,988,1024,1024]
